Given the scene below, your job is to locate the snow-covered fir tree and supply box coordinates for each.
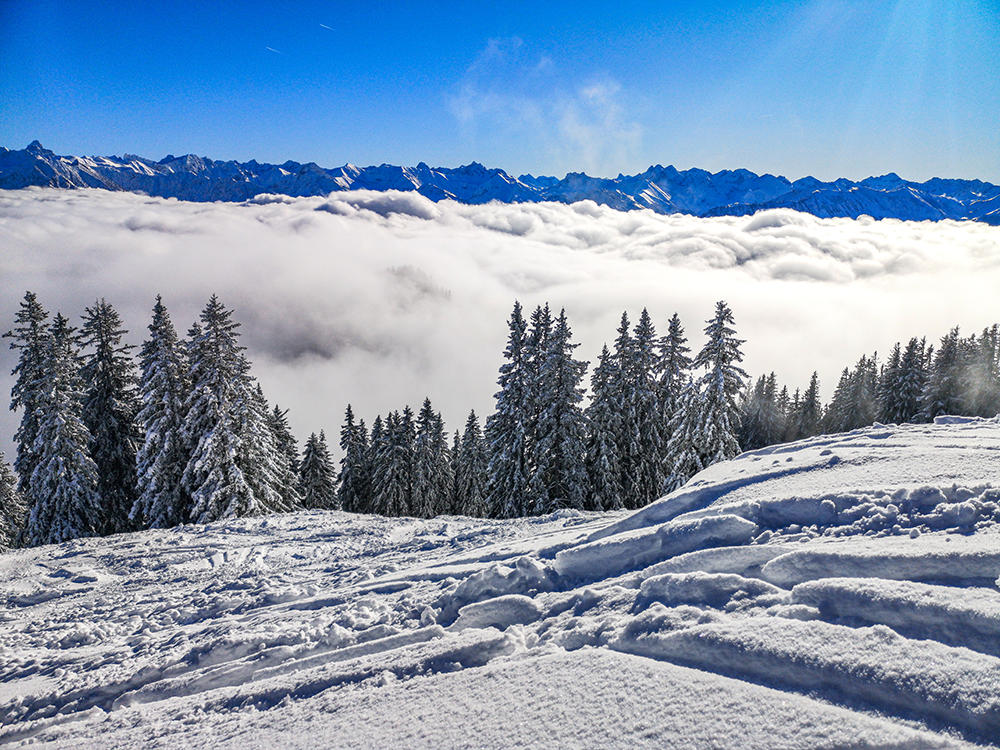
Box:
[300,431,338,510]
[897,337,929,422]
[584,345,623,511]
[657,312,692,471]
[429,411,453,515]
[0,452,26,551]
[610,312,640,508]
[922,327,965,420]
[627,309,663,508]
[133,296,190,529]
[337,405,371,512]
[530,309,589,514]
[412,398,452,518]
[365,415,385,514]
[878,342,904,424]
[372,409,415,517]
[4,292,50,502]
[825,367,853,434]
[963,326,1000,417]
[26,314,102,546]
[181,296,260,523]
[450,430,462,514]
[486,302,533,518]
[663,376,704,492]
[791,372,823,440]
[236,379,297,514]
[78,299,141,535]
[740,373,784,450]
[691,301,748,467]
[522,304,553,512]
[455,410,488,517]
[268,403,303,511]
[825,354,878,434]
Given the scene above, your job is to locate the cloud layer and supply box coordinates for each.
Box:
[2,187,999,456]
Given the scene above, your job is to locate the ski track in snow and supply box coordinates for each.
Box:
[2,417,1000,747]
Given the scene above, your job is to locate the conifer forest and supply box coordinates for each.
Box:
[3,291,999,551]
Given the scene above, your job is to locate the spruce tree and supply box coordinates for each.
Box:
[922,327,964,420]
[449,430,462,514]
[236,379,295,514]
[628,309,663,507]
[824,367,853,434]
[846,354,878,430]
[26,314,102,545]
[430,410,453,516]
[300,431,337,510]
[964,326,1000,417]
[365,415,385,515]
[0,452,26,551]
[337,405,371,512]
[181,296,259,523]
[78,299,141,535]
[522,304,553,512]
[657,312,692,474]
[664,376,703,492]
[268,403,304,511]
[741,374,778,450]
[455,410,488,517]
[878,342,904,424]
[372,410,414,517]
[692,301,748,466]
[896,337,928,423]
[4,292,50,501]
[584,345,623,511]
[793,372,823,439]
[761,373,785,445]
[530,309,588,514]
[133,297,190,529]
[485,302,532,518]
[413,398,450,518]
[610,311,640,508]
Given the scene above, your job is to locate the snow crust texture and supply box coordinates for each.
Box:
[2,419,999,748]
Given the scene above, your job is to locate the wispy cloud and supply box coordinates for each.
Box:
[448,38,643,177]
[2,187,998,454]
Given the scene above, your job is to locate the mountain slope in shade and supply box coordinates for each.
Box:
[2,141,998,223]
[1,416,999,748]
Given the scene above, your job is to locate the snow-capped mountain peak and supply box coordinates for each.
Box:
[1,142,997,224]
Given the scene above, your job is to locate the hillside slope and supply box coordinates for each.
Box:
[2,417,999,748]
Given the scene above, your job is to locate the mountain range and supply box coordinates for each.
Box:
[2,141,999,224]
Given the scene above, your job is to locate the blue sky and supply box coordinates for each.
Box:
[2,0,998,182]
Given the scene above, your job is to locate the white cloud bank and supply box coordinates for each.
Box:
[1,187,999,455]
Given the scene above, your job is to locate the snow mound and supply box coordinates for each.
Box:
[760,534,1000,587]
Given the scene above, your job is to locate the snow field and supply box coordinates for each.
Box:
[2,419,1000,747]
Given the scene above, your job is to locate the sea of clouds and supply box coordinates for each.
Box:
[2,187,998,455]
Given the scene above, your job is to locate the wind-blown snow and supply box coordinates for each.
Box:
[2,418,999,747]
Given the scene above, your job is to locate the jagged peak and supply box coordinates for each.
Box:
[26,140,51,155]
[2,141,995,224]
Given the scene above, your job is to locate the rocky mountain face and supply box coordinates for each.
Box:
[3,141,998,224]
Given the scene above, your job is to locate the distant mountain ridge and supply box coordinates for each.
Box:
[2,141,998,224]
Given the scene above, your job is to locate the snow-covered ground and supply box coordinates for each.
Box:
[2,417,999,748]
